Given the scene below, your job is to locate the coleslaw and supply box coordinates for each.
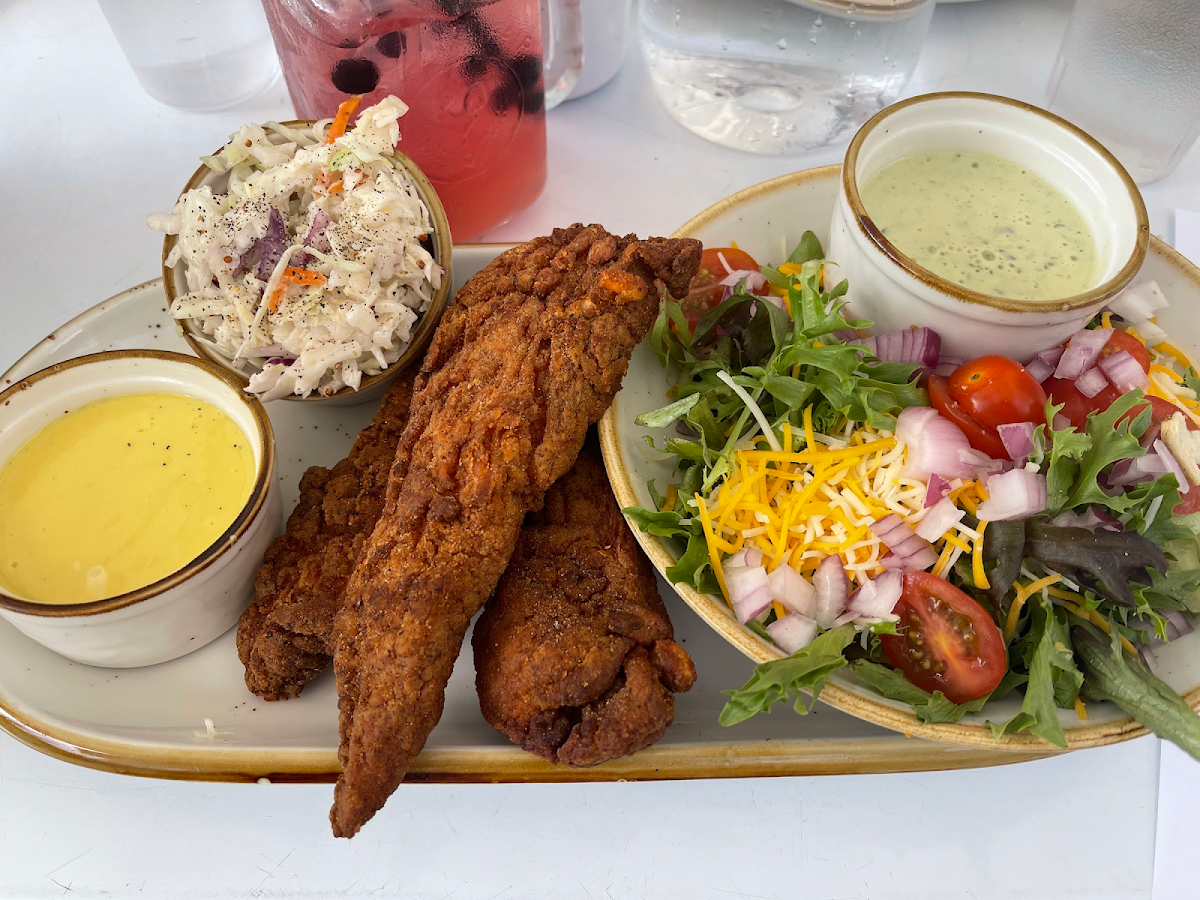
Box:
[148,95,443,400]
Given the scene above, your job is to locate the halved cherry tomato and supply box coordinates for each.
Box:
[928,374,1009,459]
[948,355,1048,431]
[1045,330,1153,429]
[881,572,1007,703]
[680,247,769,331]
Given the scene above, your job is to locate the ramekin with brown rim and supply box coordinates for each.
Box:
[828,91,1149,361]
[0,350,280,667]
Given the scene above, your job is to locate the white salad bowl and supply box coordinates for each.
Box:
[0,350,280,668]
[161,119,453,407]
[828,92,1149,362]
[600,163,1200,753]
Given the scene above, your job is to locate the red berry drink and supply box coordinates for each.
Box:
[262,0,546,240]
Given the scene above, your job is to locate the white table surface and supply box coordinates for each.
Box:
[1,0,1197,897]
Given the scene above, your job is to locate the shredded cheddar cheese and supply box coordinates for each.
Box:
[698,422,984,599]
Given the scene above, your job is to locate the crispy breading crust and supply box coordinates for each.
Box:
[472,443,696,766]
[330,225,702,837]
[236,371,417,700]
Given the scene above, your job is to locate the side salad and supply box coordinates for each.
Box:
[627,234,1200,757]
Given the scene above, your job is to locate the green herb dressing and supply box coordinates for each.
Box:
[860,150,1098,302]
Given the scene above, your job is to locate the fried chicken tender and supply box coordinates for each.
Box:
[473,443,696,766]
[331,224,702,837]
[236,371,417,700]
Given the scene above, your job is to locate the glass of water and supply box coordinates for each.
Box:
[1045,0,1200,184]
[98,0,279,111]
[639,0,936,155]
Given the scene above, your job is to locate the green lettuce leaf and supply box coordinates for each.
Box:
[720,625,858,725]
[850,660,989,724]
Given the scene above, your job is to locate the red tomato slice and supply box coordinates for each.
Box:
[881,573,1007,703]
[681,247,768,331]
[928,375,1009,459]
[948,356,1048,431]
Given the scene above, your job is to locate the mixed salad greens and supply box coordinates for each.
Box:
[627,233,1200,758]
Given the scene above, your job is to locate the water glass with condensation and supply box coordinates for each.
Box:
[639,0,936,155]
[98,0,279,110]
[1046,0,1200,184]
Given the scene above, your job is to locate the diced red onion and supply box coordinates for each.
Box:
[1025,358,1054,383]
[719,269,767,292]
[727,564,772,624]
[1055,327,1112,380]
[997,421,1036,461]
[847,569,904,619]
[1075,366,1108,398]
[933,362,958,378]
[976,468,1047,520]
[1099,349,1150,392]
[924,473,951,508]
[1053,414,1072,431]
[859,327,941,369]
[1110,453,1168,487]
[766,613,819,654]
[833,329,861,343]
[870,514,939,571]
[960,447,1008,475]
[1035,345,1065,368]
[915,497,966,542]
[1153,439,1190,493]
[767,563,817,618]
[896,406,974,480]
[1162,608,1194,642]
[725,546,764,570]
[813,554,849,628]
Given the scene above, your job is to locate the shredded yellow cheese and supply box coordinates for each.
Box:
[1004,574,1062,643]
[1073,696,1088,720]
[972,521,991,590]
[694,494,727,601]
[662,483,677,513]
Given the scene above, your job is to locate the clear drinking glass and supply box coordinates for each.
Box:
[98,0,279,111]
[639,0,936,155]
[1046,0,1200,185]
[260,0,582,240]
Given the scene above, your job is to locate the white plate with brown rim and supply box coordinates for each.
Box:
[0,243,1050,783]
[599,164,1200,754]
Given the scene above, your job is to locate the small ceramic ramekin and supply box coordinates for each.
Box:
[0,350,280,667]
[828,91,1149,361]
[161,120,453,407]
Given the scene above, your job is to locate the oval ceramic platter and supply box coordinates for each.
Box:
[600,164,1200,754]
[0,244,1047,783]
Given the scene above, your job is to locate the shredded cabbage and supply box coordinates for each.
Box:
[148,96,441,400]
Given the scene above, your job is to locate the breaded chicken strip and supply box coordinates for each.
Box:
[236,371,417,700]
[473,442,696,766]
[331,224,701,837]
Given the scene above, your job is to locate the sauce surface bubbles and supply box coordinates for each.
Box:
[860,150,1098,302]
[0,392,255,604]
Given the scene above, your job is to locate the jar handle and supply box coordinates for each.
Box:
[541,0,583,110]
